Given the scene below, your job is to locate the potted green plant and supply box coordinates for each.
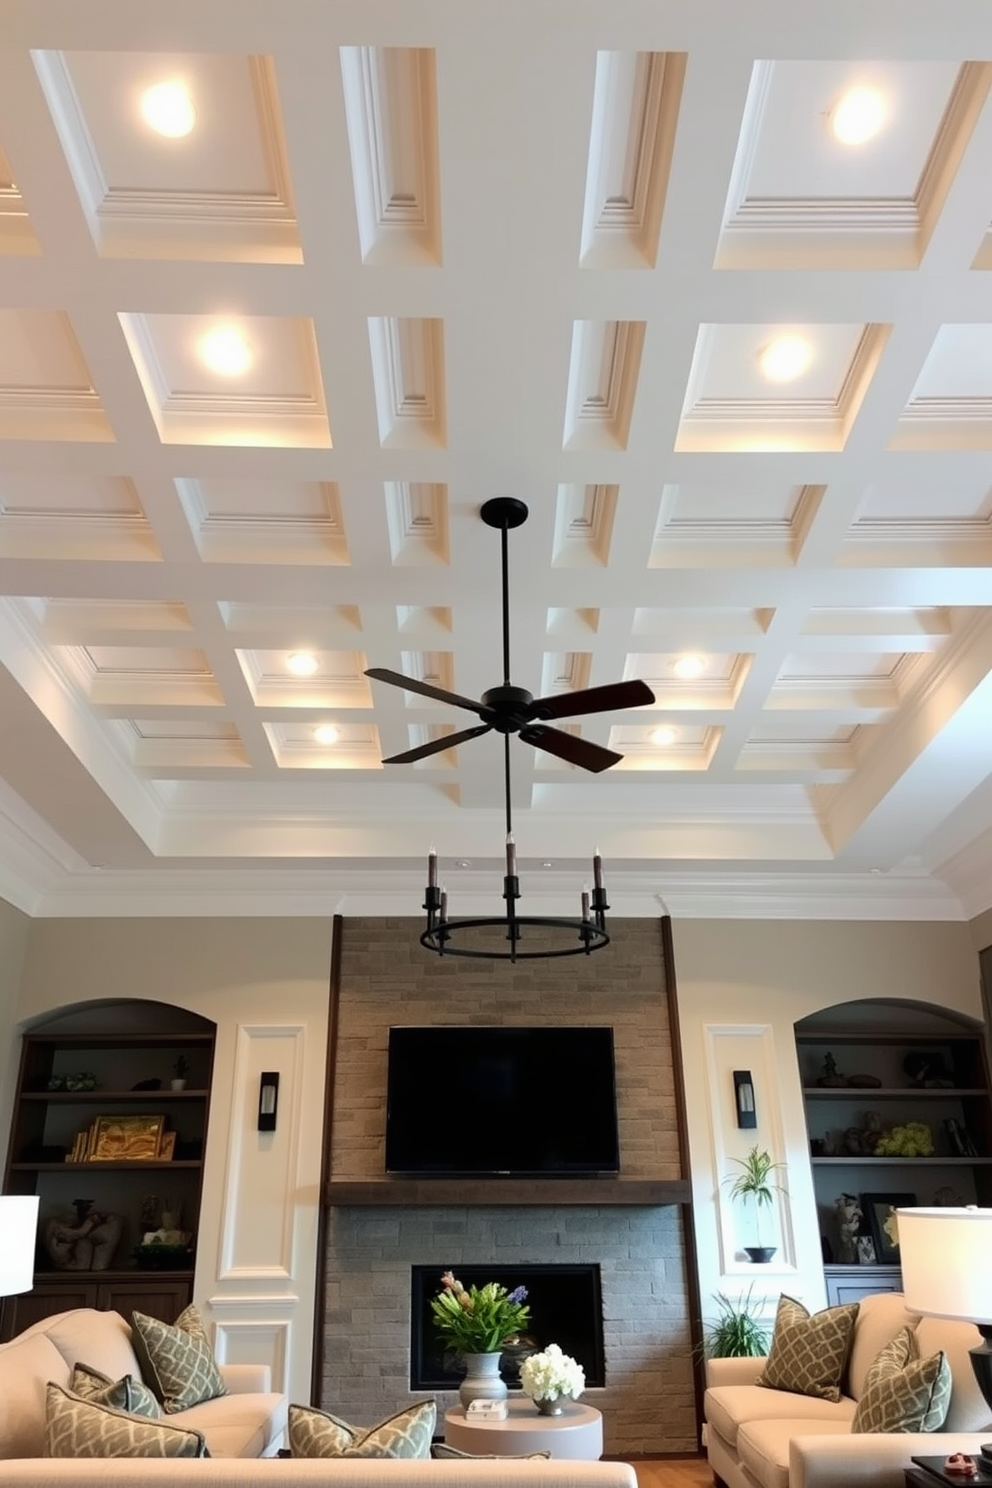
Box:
[726,1145,785,1263]
[701,1287,770,1358]
[171,1054,189,1091]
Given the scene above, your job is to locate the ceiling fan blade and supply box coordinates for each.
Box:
[530,679,655,721]
[382,724,492,765]
[366,668,486,716]
[519,725,623,774]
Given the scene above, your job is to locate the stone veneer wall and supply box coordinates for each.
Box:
[321,917,696,1455]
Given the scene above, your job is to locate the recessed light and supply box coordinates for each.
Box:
[456,859,471,869]
[287,651,318,676]
[651,726,679,747]
[672,654,705,680]
[758,335,812,383]
[830,87,886,146]
[542,861,553,869]
[313,724,339,745]
[199,325,252,377]
[140,81,196,138]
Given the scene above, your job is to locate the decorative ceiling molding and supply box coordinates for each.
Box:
[580,50,685,269]
[340,46,441,266]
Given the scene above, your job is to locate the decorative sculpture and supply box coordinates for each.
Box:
[835,1192,862,1264]
[43,1199,122,1271]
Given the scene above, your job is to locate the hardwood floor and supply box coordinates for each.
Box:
[625,1458,712,1488]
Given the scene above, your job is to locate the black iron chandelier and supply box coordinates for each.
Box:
[365,498,656,961]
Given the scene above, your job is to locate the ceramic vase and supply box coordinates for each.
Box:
[459,1351,508,1408]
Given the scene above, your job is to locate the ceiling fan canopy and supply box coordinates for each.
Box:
[366,497,656,771]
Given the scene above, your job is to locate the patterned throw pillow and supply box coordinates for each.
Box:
[758,1295,860,1403]
[129,1307,226,1414]
[288,1400,436,1459]
[71,1362,163,1419]
[432,1443,551,1460]
[44,1383,208,1458]
[851,1327,951,1433]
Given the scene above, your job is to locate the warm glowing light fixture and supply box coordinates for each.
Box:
[758,335,812,383]
[830,87,886,146]
[140,81,196,138]
[313,723,339,745]
[286,651,318,676]
[199,325,252,377]
[673,654,705,680]
[651,725,679,747]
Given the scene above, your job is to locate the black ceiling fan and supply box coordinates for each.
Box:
[366,497,656,773]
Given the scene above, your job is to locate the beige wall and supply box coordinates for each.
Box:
[672,917,982,1328]
[0,896,30,1176]
[11,915,333,1402]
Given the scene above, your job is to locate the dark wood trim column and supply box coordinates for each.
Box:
[310,913,342,1405]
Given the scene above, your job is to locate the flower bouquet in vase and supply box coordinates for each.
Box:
[430,1271,530,1408]
[520,1343,586,1416]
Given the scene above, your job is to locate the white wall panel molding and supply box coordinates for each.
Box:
[211,1314,293,1396]
[702,1022,797,1278]
[341,47,440,266]
[216,1022,307,1283]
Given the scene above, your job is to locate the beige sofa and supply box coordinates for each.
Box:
[0,1307,287,1462]
[704,1292,992,1488]
[0,1307,638,1488]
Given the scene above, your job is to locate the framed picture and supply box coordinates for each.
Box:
[89,1114,165,1162]
[157,1130,176,1161]
[861,1192,916,1265]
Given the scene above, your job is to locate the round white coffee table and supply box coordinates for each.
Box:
[443,1399,603,1460]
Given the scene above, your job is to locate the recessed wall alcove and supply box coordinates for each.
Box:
[410,1263,605,1391]
[318,916,700,1456]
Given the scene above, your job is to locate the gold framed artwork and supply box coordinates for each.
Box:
[158,1131,176,1161]
[89,1114,165,1162]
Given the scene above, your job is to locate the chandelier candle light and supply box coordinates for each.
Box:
[367,498,655,962]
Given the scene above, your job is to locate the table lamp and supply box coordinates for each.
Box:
[0,1194,39,1298]
[897,1206,992,1413]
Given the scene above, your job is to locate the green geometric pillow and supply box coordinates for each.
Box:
[758,1295,860,1403]
[71,1362,163,1419]
[288,1400,436,1459]
[129,1309,226,1414]
[851,1327,951,1433]
[44,1384,208,1458]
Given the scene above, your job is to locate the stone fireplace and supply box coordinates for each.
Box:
[320,917,698,1456]
[410,1263,606,1391]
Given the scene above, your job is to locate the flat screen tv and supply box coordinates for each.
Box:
[384,1025,620,1177]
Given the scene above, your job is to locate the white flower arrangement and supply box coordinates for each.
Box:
[519,1343,585,1404]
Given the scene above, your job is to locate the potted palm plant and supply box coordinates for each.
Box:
[701,1287,770,1358]
[726,1145,785,1263]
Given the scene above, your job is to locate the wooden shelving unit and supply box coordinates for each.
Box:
[1,1003,215,1341]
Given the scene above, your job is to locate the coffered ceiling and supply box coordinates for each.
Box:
[2,0,992,920]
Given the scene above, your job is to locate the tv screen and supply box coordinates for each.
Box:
[384,1025,620,1177]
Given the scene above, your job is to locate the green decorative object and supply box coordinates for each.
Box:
[701,1288,770,1358]
[725,1145,785,1262]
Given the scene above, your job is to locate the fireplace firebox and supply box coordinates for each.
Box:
[410,1264,605,1392]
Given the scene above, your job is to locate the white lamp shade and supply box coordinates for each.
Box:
[0,1194,39,1296]
[897,1207,992,1324]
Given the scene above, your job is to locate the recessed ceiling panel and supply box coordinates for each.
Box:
[33,50,300,261]
[0,310,110,441]
[718,60,988,269]
[893,324,992,449]
[677,322,886,451]
[119,312,330,447]
[0,142,40,255]
[176,478,347,563]
[0,474,158,560]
